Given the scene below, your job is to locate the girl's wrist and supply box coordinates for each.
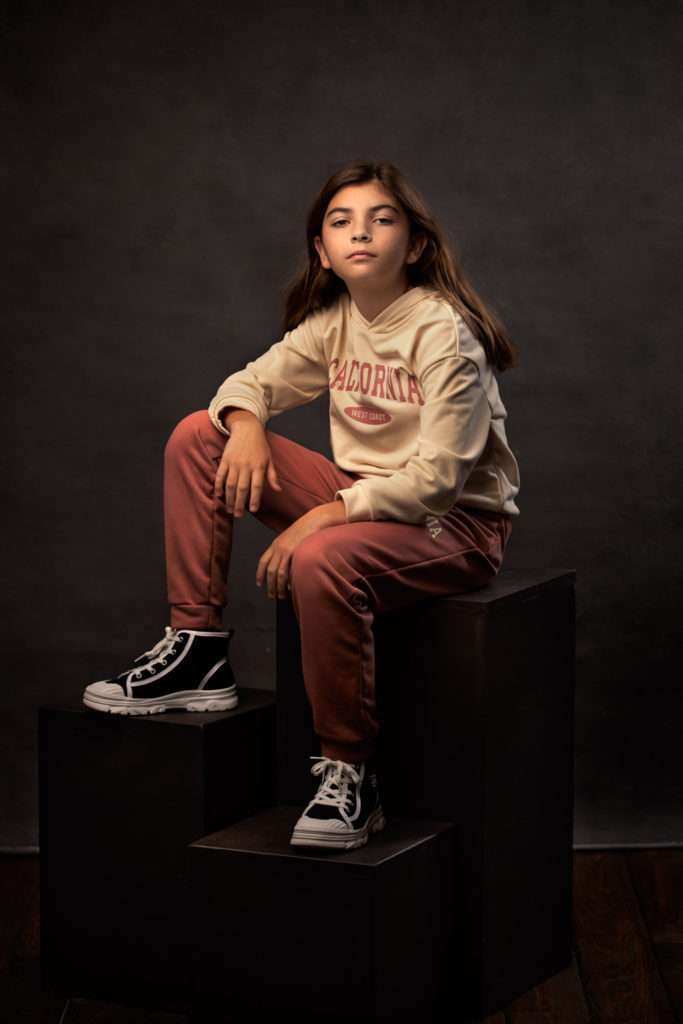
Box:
[311,499,347,529]
[221,407,260,429]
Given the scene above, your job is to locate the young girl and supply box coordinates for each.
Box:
[83,159,521,853]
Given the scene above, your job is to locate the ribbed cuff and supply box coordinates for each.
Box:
[333,483,373,523]
[170,604,224,630]
[207,397,265,436]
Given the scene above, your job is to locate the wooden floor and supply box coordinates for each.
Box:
[2,849,682,1023]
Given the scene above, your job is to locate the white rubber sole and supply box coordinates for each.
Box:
[289,806,386,850]
[82,684,239,715]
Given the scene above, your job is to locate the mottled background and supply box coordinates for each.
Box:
[2,0,681,848]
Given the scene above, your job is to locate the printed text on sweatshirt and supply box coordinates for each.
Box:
[208,285,521,524]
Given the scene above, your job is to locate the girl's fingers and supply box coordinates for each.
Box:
[214,459,227,497]
[233,467,252,516]
[266,561,282,598]
[225,466,240,513]
[255,546,271,588]
[267,461,282,491]
[257,554,288,599]
[266,555,290,599]
[266,557,279,598]
[276,555,291,599]
[255,547,291,599]
[249,468,264,513]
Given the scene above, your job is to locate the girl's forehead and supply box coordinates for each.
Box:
[331,179,393,199]
[325,184,401,214]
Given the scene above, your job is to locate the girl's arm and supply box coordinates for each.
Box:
[209,308,330,436]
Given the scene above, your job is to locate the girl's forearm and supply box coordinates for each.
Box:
[312,498,347,528]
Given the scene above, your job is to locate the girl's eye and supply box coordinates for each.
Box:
[331,218,394,227]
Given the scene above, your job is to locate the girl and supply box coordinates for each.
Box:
[83,159,521,853]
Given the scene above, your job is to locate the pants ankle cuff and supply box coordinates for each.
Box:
[170,604,224,630]
[320,742,376,764]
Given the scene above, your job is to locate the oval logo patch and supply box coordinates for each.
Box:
[344,405,392,425]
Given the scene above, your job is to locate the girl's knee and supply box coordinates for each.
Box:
[164,409,212,457]
[291,531,347,580]
[290,532,328,577]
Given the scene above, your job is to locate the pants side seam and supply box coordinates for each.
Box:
[351,544,489,589]
[197,419,223,606]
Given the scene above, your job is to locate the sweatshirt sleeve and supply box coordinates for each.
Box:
[334,354,491,524]
[208,308,330,436]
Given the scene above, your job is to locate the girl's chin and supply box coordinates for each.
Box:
[339,266,383,284]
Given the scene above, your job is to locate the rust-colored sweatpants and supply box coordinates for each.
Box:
[164,410,513,763]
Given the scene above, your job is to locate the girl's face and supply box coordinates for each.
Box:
[314,181,425,292]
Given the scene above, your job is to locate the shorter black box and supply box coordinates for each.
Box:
[188,806,458,1023]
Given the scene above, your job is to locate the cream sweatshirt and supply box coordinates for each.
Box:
[208,285,521,524]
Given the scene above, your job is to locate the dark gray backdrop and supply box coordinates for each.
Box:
[3,0,681,849]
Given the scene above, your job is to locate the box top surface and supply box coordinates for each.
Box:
[191,804,455,866]
[412,567,575,614]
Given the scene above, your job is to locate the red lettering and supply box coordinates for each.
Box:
[331,359,421,403]
[371,365,386,398]
[406,374,423,405]
[345,359,360,391]
[393,368,406,402]
[331,359,348,390]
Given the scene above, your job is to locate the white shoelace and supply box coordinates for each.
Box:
[308,757,361,824]
[130,625,181,679]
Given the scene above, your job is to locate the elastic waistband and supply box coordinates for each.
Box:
[456,503,512,521]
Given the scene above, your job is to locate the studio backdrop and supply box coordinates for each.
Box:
[2,0,681,849]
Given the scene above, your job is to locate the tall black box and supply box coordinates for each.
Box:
[276,567,576,1018]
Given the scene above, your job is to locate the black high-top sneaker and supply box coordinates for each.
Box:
[289,755,386,851]
[82,626,238,715]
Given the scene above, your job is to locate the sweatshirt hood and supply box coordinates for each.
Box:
[345,285,440,333]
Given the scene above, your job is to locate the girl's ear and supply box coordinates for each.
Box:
[407,233,428,264]
[314,235,330,269]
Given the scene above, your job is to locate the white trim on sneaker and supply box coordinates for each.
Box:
[82,685,239,715]
[198,657,228,690]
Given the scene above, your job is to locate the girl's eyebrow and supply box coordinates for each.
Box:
[325,204,400,219]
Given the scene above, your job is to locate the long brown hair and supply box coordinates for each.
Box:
[279,159,519,372]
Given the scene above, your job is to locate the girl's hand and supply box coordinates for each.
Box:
[214,420,282,515]
[256,509,326,599]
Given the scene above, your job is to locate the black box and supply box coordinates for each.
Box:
[188,805,458,1023]
[276,567,576,1017]
[38,690,276,1012]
